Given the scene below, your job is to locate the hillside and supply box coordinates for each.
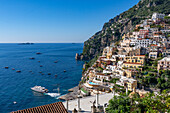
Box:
[82,0,170,60]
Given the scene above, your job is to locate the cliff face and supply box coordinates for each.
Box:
[82,0,170,60]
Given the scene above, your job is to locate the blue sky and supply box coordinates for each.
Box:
[0,0,139,43]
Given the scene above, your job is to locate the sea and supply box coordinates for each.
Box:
[0,43,84,113]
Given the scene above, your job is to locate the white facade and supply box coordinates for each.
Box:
[136,39,152,47]
[106,65,116,72]
[117,61,124,69]
[152,13,165,22]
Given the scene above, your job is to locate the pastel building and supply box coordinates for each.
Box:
[157,57,170,70]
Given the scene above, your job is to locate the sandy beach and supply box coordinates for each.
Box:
[63,93,119,113]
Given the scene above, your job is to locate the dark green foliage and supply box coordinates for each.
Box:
[106,92,170,113]
[106,96,131,113]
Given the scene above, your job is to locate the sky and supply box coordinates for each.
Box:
[0,0,140,43]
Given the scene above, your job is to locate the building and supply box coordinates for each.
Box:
[11,102,68,113]
[149,52,158,59]
[124,69,138,78]
[152,13,165,22]
[125,55,145,65]
[120,38,130,47]
[123,62,142,69]
[162,49,170,57]
[119,76,137,91]
[139,29,149,38]
[95,73,111,81]
[136,38,152,47]
[157,57,170,70]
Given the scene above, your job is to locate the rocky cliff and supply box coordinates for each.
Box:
[82,0,170,60]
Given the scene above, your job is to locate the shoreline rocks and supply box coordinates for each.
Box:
[75,53,84,60]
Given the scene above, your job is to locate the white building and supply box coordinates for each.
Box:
[135,39,152,47]
[152,13,165,22]
[95,73,110,81]
[117,61,124,69]
[105,65,116,72]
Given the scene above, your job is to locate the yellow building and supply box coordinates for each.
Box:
[124,69,138,78]
[123,62,142,69]
[102,47,114,59]
[125,55,145,65]
[127,79,137,91]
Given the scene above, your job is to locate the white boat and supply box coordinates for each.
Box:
[31,86,48,93]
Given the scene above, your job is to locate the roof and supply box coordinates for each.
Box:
[151,44,157,46]
[158,57,170,62]
[11,102,68,113]
[96,73,109,76]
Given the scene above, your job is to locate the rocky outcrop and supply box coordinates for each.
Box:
[75,53,84,60]
[82,0,170,60]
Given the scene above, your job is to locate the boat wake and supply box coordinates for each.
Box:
[44,93,60,98]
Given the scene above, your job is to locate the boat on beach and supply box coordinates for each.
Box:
[31,86,48,93]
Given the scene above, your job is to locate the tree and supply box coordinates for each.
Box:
[106,96,131,113]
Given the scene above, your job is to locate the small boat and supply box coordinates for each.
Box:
[64,70,66,72]
[55,74,57,77]
[31,86,48,93]
[48,73,51,75]
[29,57,35,60]
[16,70,21,73]
[39,71,42,73]
[41,73,44,75]
[13,101,17,104]
[5,67,9,69]
[54,61,58,63]
[40,65,43,67]
[36,52,42,55]
[38,61,40,63]
[12,68,15,70]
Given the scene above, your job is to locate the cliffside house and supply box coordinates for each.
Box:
[157,57,170,70]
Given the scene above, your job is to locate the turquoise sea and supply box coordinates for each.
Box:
[0,43,84,113]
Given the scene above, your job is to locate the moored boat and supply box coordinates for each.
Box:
[36,52,42,55]
[16,70,21,73]
[29,57,35,60]
[4,67,9,69]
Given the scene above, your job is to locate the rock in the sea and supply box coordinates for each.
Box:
[75,53,84,60]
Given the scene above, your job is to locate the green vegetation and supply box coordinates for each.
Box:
[81,88,88,94]
[106,91,170,113]
[137,57,170,90]
[109,78,119,84]
[164,16,170,19]
[106,96,131,113]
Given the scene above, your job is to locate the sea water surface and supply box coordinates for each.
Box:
[0,43,84,113]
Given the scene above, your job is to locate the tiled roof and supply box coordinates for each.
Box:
[11,102,68,113]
